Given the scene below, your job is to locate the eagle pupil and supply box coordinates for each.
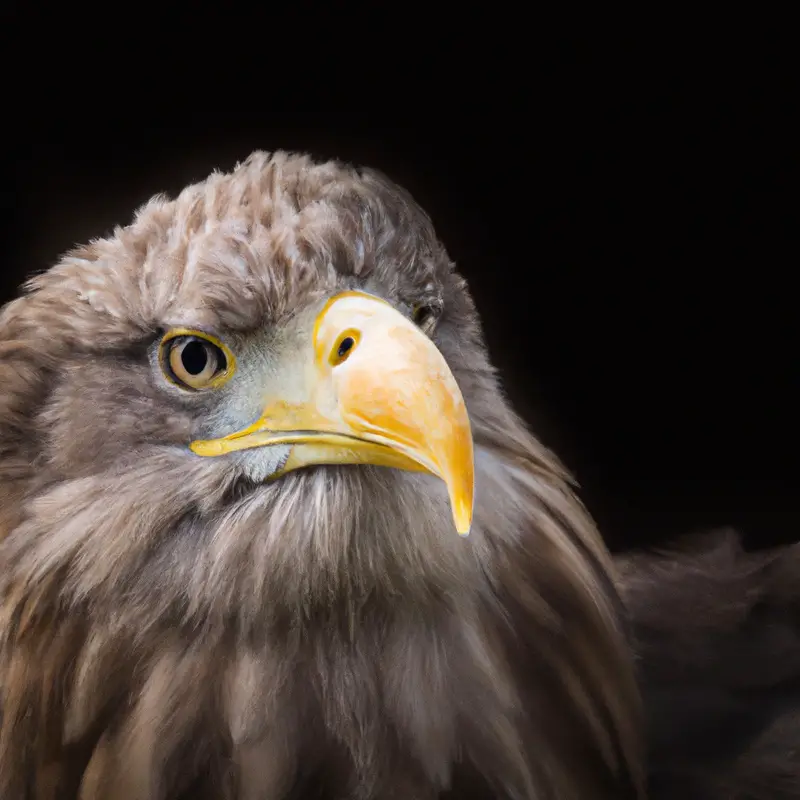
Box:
[337,337,355,358]
[181,341,209,375]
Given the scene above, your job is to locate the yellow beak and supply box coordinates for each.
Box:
[189,291,474,535]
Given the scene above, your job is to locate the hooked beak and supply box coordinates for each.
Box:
[190,291,474,535]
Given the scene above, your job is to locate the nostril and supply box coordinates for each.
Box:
[337,337,355,359]
[330,330,360,366]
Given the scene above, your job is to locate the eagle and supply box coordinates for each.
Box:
[0,151,797,800]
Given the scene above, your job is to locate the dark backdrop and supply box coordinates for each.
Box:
[1,32,794,553]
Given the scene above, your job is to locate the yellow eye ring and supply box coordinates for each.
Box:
[158,328,237,391]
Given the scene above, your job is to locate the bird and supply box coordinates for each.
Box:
[0,151,797,800]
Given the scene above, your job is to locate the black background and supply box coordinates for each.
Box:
[1,19,795,553]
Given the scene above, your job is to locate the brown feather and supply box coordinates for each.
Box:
[0,152,644,799]
[619,530,800,799]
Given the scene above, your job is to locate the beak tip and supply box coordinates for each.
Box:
[453,499,473,537]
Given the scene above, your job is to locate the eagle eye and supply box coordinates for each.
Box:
[159,330,236,391]
[411,303,440,334]
[412,305,432,325]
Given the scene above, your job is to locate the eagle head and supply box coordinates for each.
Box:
[0,152,643,799]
